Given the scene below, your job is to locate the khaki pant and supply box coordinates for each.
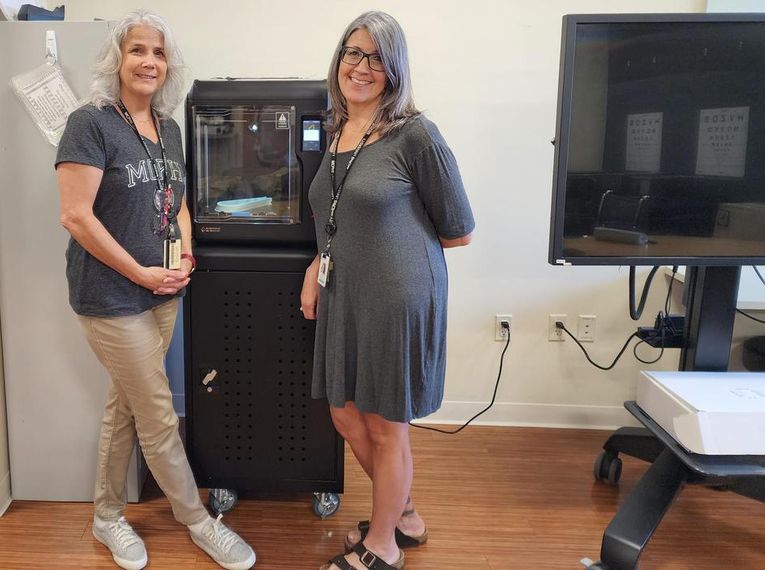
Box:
[78,299,208,526]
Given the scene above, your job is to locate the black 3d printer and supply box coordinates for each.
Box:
[183,79,343,516]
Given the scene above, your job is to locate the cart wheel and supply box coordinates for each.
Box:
[593,450,622,485]
[312,492,340,518]
[209,488,238,515]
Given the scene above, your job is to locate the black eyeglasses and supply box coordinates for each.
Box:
[341,46,385,72]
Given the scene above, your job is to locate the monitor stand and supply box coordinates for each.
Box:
[586,266,765,569]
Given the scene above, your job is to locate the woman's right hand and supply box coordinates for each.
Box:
[135,266,190,295]
[300,256,320,320]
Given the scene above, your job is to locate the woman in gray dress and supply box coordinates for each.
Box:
[301,11,474,570]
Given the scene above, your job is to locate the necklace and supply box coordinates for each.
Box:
[348,114,375,134]
[339,114,376,150]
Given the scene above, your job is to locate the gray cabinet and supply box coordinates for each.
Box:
[0,21,147,502]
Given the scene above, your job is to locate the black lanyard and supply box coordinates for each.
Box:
[116,100,176,238]
[324,126,373,252]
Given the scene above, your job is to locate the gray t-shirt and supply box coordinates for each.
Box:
[55,104,187,317]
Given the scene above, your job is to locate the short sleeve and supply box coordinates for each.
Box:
[411,132,475,239]
[55,107,106,170]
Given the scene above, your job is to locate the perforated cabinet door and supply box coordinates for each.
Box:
[186,270,342,492]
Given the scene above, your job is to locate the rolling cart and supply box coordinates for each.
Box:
[583,267,765,568]
[583,401,765,570]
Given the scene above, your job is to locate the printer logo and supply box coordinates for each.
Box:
[200,226,221,233]
[730,388,765,400]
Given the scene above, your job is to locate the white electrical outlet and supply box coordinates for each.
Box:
[495,314,512,341]
[578,315,596,342]
[549,314,567,341]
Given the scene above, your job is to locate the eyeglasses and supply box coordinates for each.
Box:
[341,46,385,72]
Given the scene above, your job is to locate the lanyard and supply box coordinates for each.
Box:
[116,100,176,238]
[324,125,373,252]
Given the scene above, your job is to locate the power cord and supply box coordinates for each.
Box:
[560,265,678,370]
[629,265,660,320]
[664,266,678,316]
[632,265,678,364]
[633,334,665,364]
[556,322,639,370]
[753,265,765,287]
[410,321,510,434]
[737,309,765,324]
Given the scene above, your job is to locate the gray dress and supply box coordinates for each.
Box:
[308,115,475,422]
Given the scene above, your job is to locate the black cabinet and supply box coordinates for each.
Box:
[184,264,343,493]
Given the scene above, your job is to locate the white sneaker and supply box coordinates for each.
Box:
[189,514,256,570]
[92,516,148,570]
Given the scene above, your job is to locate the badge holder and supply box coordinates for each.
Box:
[317,252,332,287]
[163,237,181,270]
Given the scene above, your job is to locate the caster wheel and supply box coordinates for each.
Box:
[593,450,622,485]
[312,492,340,518]
[209,488,238,515]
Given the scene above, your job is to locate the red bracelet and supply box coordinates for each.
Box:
[181,253,196,273]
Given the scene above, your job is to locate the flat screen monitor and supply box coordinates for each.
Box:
[549,14,765,266]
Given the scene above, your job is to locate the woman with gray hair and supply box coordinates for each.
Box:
[301,11,474,570]
[55,10,255,570]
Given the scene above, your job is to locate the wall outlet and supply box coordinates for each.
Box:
[578,315,596,342]
[495,314,512,341]
[549,314,567,341]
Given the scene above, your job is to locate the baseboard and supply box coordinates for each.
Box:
[0,470,11,517]
[172,391,637,429]
[413,400,642,430]
[173,393,185,417]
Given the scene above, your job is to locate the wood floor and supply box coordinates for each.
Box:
[0,425,763,569]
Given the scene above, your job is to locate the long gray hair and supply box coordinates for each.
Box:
[327,11,420,137]
[88,10,186,118]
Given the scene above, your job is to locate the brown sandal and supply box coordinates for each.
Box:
[322,542,405,570]
[344,520,428,552]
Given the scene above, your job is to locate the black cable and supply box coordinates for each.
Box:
[629,265,660,320]
[410,325,510,434]
[565,266,676,371]
[736,308,765,324]
[630,265,678,365]
[753,265,765,287]
[664,265,678,316]
[633,337,665,364]
[632,264,679,365]
[557,322,639,371]
[633,340,664,364]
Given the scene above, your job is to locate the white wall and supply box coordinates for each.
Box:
[61,0,707,429]
[0,318,10,516]
[707,0,765,11]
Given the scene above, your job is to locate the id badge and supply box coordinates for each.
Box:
[163,237,182,270]
[317,252,332,288]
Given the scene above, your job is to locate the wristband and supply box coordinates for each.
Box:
[181,253,196,274]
